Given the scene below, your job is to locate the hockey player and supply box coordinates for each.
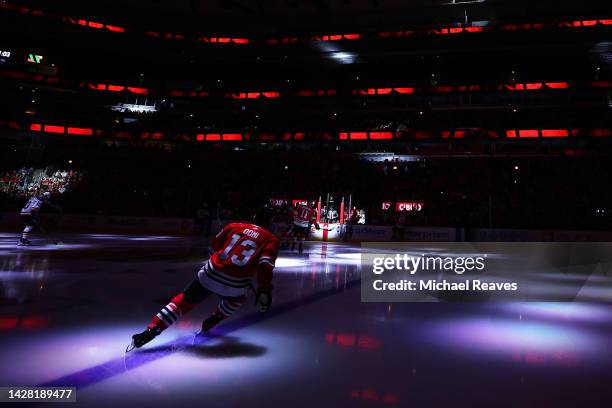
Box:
[129,207,280,350]
[19,191,61,246]
[288,201,319,254]
[344,206,360,242]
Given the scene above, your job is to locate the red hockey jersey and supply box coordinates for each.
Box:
[292,204,316,228]
[198,222,280,297]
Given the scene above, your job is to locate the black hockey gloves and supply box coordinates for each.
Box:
[256,286,273,313]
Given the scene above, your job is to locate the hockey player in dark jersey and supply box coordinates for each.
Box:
[19,191,62,246]
[129,206,280,350]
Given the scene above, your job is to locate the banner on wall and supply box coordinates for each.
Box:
[381,201,425,212]
[403,227,457,242]
[351,225,393,241]
[395,202,424,212]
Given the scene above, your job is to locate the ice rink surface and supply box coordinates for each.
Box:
[1,232,612,407]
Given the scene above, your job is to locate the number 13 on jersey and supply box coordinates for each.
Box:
[221,233,257,266]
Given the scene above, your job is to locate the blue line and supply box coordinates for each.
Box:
[39,279,360,389]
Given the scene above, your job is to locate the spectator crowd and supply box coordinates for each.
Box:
[1,144,611,232]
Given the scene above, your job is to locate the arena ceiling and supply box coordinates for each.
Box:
[12,0,611,33]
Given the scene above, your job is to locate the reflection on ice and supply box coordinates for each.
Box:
[501,302,612,324]
[275,257,309,268]
[425,316,606,357]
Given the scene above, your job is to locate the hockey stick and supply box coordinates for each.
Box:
[39,211,63,245]
[216,201,224,229]
[38,224,61,245]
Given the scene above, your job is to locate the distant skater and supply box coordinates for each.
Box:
[19,191,62,246]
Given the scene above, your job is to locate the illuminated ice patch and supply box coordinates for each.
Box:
[275,257,308,268]
[502,302,612,324]
[126,236,178,241]
[85,234,178,241]
[0,244,91,251]
[426,317,605,355]
[0,271,47,280]
[330,253,362,265]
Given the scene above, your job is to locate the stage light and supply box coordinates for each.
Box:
[330,52,356,64]
[314,42,358,64]
[111,102,157,113]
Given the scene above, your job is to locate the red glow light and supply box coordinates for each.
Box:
[44,125,65,134]
[546,82,570,89]
[465,26,484,33]
[262,92,280,98]
[369,132,393,140]
[106,25,125,32]
[541,129,569,138]
[591,129,612,137]
[525,83,543,90]
[222,133,242,141]
[336,334,356,347]
[349,132,368,140]
[127,87,148,94]
[394,87,415,94]
[0,317,18,330]
[519,129,539,138]
[67,127,93,136]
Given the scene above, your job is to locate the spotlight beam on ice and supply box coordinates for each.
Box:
[38,278,360,389]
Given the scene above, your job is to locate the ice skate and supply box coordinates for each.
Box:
[195,313,223,339]
[126,326,161,352]
[18,238,31,246]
